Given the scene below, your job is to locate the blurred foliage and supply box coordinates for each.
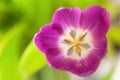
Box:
[108,26,120,44]
[0,0,120,80]
[31,66,69,80]
[19,42,46,80]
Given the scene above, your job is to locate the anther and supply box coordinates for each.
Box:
[79,43,88,46]
[76,46,81,56]
[76,46,81,53]
[79,32,87,41]
[64,39,72,43]
[68,45,74,52]
[70,32,75,39]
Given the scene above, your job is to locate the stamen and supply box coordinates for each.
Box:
[63,30,90,57]
[79,33,87,41]
[67,48,74,55]
[76,46,81,56]
[76,46,81,53]
[68,45,74,52]
[64,39,72,43]
[70,32,75,39]
[79,43,88,46]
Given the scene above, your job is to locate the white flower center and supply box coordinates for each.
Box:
[59,28,93,59]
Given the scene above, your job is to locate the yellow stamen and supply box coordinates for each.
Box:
[70,32,75,39]
[79,43,88,46]
[79,33,87,41]
[76,46,81,53]
[68,45,74,52]
[63,31,89,57]
[64,39,72,43]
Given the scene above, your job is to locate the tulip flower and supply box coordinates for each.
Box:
[34,5,110,76]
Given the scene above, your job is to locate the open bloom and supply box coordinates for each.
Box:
[34,5,110,76]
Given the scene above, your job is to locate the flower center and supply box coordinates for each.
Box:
[64,31,89,56]
[73,39,79,46]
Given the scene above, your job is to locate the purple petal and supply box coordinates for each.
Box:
[45,48,65,69]
[69,37,107,76]
[52,7,81,30]
[80,5,110,34]
[34,23,63,53]
[92,36,108,58]
[45,48,85,73]
[79,42,107,76]
[46,47,100,76]
[70,42,107,77]
[46,48,77,71]
[64,57,97,76]
[70,59,91,76]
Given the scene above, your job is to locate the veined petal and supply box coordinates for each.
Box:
[80,42,107,76]
[46,48,77,71]
[70,43,107,77]
[45,48,65,69]
[52,7,81,29]
[69,36,107,76]
[67,58,97,76]
[92,36,107,58]
[80,5,110,34]
[34,23,63,53]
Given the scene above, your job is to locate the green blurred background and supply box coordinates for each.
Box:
[0,0,120,80]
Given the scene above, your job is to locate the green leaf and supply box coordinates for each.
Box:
[0,23,27,80]
[107,32,116,60]
[53,0,107,8]
[0,31,4,42]
[35,65,69,80]
[19,41,46,80]
[108,26,120,44]
[0,23,26,58]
